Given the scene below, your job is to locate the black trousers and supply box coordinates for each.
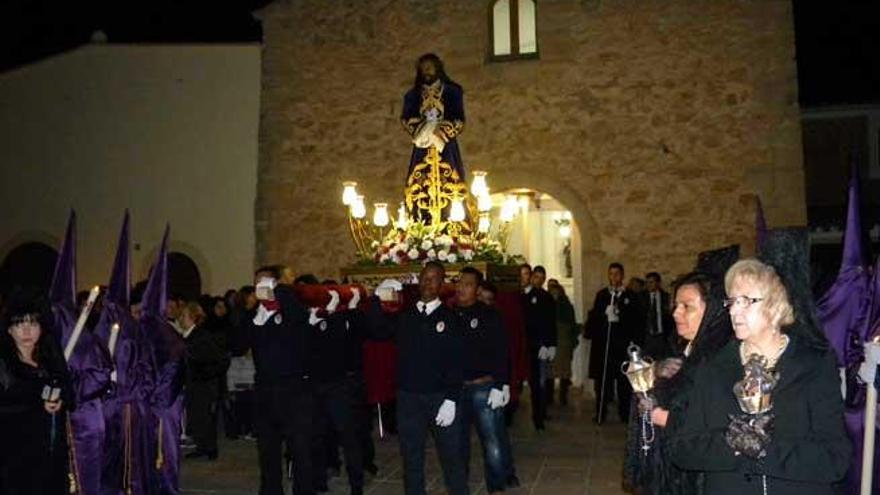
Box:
[347,373,376,469]
[255,378,314,495]
[187,378,219,453]
[231,388,255,436]
[528,351,547,430]
[593,361,631,422]
[397,391,469,495]
[311,380,364,491]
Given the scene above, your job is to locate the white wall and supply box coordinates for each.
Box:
[504,203,583,321]
[0,43,261,294]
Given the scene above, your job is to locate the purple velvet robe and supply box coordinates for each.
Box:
[144,314,186,495]
[67,329,113,495]
[96,303,155,495]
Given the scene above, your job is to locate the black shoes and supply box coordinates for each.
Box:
[364,463,379,476]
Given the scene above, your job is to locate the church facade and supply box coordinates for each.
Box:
[256,0,804,293]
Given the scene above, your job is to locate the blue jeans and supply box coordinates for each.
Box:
[460,382,507,492]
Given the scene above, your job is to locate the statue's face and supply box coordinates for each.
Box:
[419,60,438,84]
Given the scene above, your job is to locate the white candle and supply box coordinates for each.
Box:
[108,323,120,359]
[64,285,99,362]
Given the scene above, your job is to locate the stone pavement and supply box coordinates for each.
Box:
[180,387,629,495]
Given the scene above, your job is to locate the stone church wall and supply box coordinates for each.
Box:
[257,0,804,293]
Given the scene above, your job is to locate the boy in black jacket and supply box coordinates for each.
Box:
[455,267,510,493]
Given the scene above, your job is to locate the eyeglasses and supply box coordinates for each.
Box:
[723,296,763,309]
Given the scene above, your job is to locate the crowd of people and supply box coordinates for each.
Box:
[0,251,859,495]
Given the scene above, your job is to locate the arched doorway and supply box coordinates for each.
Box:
[0,242,59,294]
[168,252,202,301]
[490,189,585,320]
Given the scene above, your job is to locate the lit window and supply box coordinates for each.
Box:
[490,0,538,60]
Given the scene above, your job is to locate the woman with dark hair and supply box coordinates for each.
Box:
[624,271,733,495]
[669,259,851,494]
[0,292,72,494]
[206,296,236,438]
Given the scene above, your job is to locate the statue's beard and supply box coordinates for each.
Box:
[422,74,438,85]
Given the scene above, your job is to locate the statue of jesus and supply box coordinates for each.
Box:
[401,53,466,181]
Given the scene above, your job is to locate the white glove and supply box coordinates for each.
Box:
[546,346,557,361]
[377,279,403,292]
[348,288,361,310]
[859,342,880,385]
[538,347,547,360]
[435,399,456,427]
[325,290,340,313]
[252,304,277,326]
[501,385,511,406]
[308,307,324,326]
[487,388,505,410]
[376,279,403,302]
[605,304,619,323]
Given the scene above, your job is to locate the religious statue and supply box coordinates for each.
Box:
[401,54,469,227]
[401,53,466,179]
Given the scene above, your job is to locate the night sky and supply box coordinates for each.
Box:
[1,1,879,107]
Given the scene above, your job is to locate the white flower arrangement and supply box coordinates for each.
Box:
[367,223,506,266]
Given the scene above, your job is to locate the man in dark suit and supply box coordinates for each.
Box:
[584,262,639,424]
[642,272,675,359]
[519,264,556,431]
[366,261,469,495]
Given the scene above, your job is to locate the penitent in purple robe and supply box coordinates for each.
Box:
[144,314,186,495]
[48,209,113,495]
[815,167,877,494]
[141,225,186,495]
[96,211,157,495]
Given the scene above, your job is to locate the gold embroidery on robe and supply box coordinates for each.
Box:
[420,80,445,116]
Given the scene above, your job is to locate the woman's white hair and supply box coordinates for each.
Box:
[724,258,795,328]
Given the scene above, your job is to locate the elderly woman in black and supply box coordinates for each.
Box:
[624,272,732,494]
[670,259,851,494]
[0,293,72,495]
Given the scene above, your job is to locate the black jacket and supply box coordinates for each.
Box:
[584,287,640,379]
[309,311,350,384]
[454,302,509,385]
[521,287,557,351]
[232,285,311,384]
[641,290,675,358]
[367,297,464,401]
[669,336,851,494]
[185,324,228,383]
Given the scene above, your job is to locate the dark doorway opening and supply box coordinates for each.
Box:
[168,252,201,300]
[0,242,59,295]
